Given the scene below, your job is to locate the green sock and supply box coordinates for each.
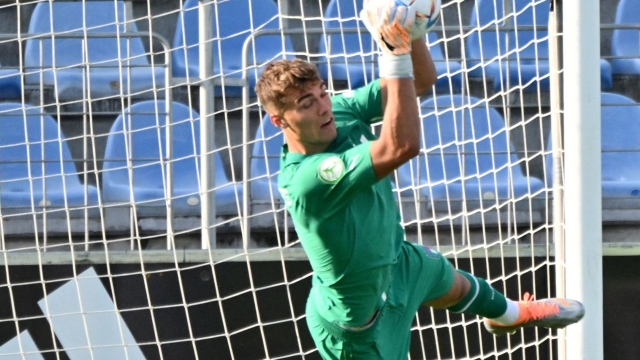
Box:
[447,270,508,319]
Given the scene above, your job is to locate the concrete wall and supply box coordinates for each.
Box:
[0,256,635,359]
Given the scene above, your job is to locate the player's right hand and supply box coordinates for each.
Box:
[360,0,416,56]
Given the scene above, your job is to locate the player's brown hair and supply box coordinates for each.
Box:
[255,59,323,114]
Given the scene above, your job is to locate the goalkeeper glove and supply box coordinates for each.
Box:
[360,0,416,78]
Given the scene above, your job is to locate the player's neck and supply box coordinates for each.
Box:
[286,139,331,155]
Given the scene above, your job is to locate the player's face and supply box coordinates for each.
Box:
[276,81,336,154]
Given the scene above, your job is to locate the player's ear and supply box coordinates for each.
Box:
[269,113,287,129]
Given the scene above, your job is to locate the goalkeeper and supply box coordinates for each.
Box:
[255,1,585,358]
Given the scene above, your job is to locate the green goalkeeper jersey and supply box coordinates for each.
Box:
[278,80,405,326]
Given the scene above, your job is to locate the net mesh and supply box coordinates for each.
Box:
[0,0,561,358]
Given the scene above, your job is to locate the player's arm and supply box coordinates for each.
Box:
[370,77,420,179]
[410,38,438,96]
[379,38,437,106]
[361,2,427,179]
[372,39,437,178]
[331,41,435,127]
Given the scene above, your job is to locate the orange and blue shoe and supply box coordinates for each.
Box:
[484,293,586,336]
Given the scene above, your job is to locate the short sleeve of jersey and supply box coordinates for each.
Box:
[287,142,377,217]
[331,79,383,126]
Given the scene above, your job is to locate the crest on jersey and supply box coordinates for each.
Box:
[317,156,345,184]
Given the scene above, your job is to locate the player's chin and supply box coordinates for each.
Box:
[320,124,337,141]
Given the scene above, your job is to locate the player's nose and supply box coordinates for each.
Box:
[317,96,331,116]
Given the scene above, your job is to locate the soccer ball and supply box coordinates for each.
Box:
[362,0,442,41]
[402,0,442,40]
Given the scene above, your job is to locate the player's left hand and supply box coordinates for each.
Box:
[360,0,416,56]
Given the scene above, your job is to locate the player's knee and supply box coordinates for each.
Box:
[446,270,508,319]
[448,270,472,304]
[424,270,470,308]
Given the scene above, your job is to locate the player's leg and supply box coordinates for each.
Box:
[423,264,585,336]
[415,245,513,319]
[423,266,516,320]
[305,297,343,360]
[305,288,396,360]
[306,291,415,359]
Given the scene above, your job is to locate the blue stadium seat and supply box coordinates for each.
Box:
[0,103,99,217]
[466,0,612,91]
[546,93,640,199]
[611,0,640,75]
[319,0,462,92]
[397,95,545,211]
[426,32,464,93]
[601,93,640,199]
[318,0,377,89]
[172,0,294,97]
[24,1,165,102]
[102,101,241,217]
[0,67,22,99]
[250,114,284,203]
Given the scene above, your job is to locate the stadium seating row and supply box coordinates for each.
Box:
[171,0,640,96]
[0,0,290,104]
[253,92,640,213]
[2,94,640,229]
[0,101,240,225]
[1,0,640,231]
[318,0,640,93]
[0,0,638,103]
[12,1,166,105]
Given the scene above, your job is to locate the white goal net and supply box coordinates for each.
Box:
[0,0,570,358]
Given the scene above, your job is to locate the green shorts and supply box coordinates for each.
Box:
[306,241,455,360]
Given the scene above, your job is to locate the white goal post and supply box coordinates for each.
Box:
[560,0,603,359]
